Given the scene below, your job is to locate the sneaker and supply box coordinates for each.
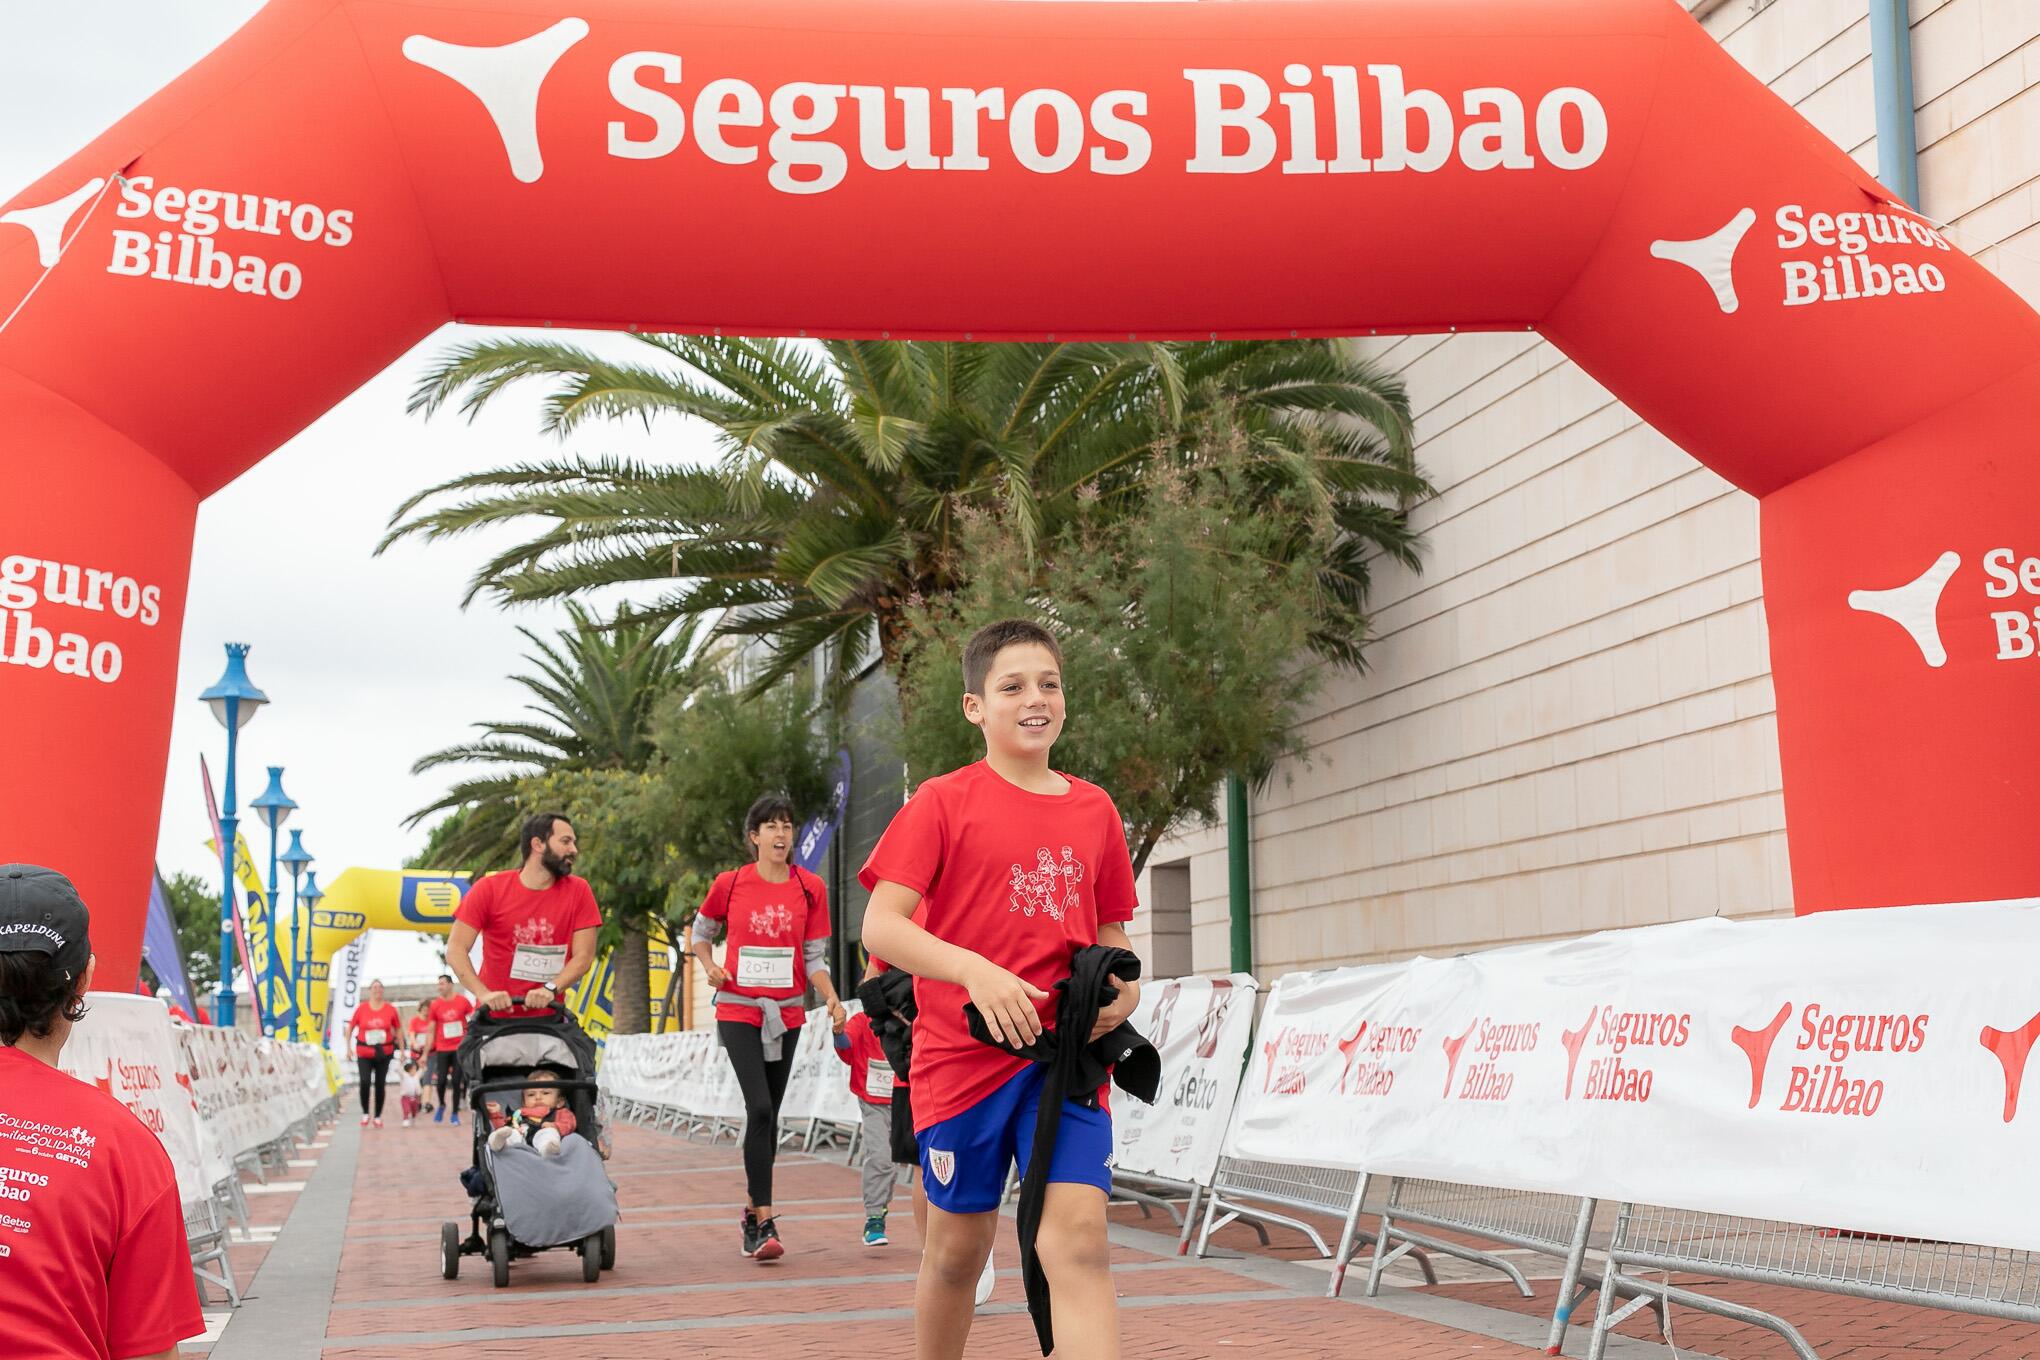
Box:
[402,1118,413,1128]
[373,1118,384,1129]
[433,1108,445,1124]
[754,1217,784,1263]
[450,1112,461,1126]
[862,1215,889,1247]
[975,1244,995,1307]
[359,1114,370,1127]
[739,1211,763,1258]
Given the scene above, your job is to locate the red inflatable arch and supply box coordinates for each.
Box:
[4,0,2036,986]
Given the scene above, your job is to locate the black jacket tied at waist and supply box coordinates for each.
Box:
[963,945,1161,1356]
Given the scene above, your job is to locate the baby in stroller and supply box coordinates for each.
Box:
[442,1005,619,1287]
[486,1069,579,1156]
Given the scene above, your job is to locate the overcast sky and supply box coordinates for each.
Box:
[3,3,715,982]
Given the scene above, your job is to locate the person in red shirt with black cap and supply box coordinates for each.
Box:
[0,864,204,1360]
[446,812,601,1019]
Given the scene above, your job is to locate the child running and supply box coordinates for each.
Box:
[398,1058,423,1127]
[833,966,924,1248]
[860,619,1140,1360]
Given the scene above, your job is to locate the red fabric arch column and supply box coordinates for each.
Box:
[3,0,2033,986]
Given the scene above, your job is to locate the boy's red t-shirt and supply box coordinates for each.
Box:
[407,1013,431,1049]
[427,995,474,1051]
[0,1046,205,1360]
[350,1001,402,1059]
[833,1011,901,1106]
[453,870,603,999]
[697,863,830,1029]
[858,761,1138,1132]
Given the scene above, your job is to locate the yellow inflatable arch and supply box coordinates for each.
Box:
[295,868,673,1042]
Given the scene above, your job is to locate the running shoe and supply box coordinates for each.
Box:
[373,1118,384,1129]
[402,1117,412,1128]
[359,1114,370,1127]
[755,1217,785,1263]
[433,1107,444,1124]
[862,1215,889,1247]
[449,1112,461,1126]
[740,1211,763,1258]
[975,1244,995,1307]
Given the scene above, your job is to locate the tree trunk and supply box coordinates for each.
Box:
[611,916,651,1035]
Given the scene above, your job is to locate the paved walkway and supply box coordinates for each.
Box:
[186,1111,2040,1358]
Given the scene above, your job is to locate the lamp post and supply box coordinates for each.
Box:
[299,871,325,1037]
[280,829,313,1035]
[198,644,268,1029]
[249,767,297,1035]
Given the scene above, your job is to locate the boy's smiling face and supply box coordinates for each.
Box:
[963,641,1065,758]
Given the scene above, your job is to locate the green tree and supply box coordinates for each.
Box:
[383,337,1426,696]
[149,870,222,998]
[404,603,703,1032]
[404,601,704,868]
[895,455,1335,875]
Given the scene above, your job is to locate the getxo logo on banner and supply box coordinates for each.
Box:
[401,16,1610,193]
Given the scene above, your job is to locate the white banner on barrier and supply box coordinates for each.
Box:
[56,994,327,1212]
[1116,974,1258,1185]
[58,994,213,1208]
[1223,903,2040,1254]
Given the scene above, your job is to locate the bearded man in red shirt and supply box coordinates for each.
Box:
[446,812,601,1020]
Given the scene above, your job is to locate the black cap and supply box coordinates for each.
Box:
[0,865,92,983]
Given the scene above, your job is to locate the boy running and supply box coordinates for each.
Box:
[861,619,1140,1360]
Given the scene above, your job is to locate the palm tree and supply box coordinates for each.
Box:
[407,601,702,867]
[383,337,1429,693]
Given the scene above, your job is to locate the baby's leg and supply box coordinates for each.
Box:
[533,1125,562,1157]
[487,1124,515,1151]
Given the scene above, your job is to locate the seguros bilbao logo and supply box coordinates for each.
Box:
[1733,1001,1928,1117]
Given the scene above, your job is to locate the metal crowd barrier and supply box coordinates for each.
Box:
[187,1195,241,1307]
[1195,1157,1432,1295]
[1589,1204,2040,1360]
[1111,1170,1208,1254]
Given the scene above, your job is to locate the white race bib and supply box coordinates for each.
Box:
[363,1028,388,1047]
[865,1059,896,1100]
[510,942,566,984]
[735,946,796,990]
[440,1020,465,1040]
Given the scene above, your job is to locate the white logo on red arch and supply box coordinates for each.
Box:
[403,19,589,184]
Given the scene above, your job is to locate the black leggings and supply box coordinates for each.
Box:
[357,1053,392,1116]
[429,1050,467,1111]
[718,1020,796,1210]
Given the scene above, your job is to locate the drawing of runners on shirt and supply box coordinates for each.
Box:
[1007,847,1086,922]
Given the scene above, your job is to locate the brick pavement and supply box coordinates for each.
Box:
[188,1112,2040,1358]
[199,1111,1570,1357]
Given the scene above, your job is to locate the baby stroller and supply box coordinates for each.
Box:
[439,1003,619,1287]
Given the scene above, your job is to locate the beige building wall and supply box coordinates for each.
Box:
[1129,0,2040,981]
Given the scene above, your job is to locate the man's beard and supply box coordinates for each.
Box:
[541,849,576,879]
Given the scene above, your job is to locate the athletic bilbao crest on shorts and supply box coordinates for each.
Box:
[930,1149,956,1185]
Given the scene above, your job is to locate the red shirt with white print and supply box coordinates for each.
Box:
[858,761,1138,1132]
[698,864,830,1028]
[454,870,603,1000]
[427,995,474,1052]
[833,1012,901,1106]
[407,1013,431,1053]
[350,1002,402,1060]
[0,1045,205,1360]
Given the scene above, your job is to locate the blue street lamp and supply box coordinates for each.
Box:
[280,829,313,1033]
[249,766,297,1035]
[299,871,325,1035]
[198,643,267,1029]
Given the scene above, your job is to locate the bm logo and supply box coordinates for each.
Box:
[400,874,471,925]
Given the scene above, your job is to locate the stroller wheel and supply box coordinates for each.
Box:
[440,1222,461,1280]
[580,1232,603,1283]
[600,1224,616,1271]
[489,1228,511,1288]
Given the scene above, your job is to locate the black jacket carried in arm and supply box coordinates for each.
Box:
[855,966,918,1080]
[964,944,1161,1356]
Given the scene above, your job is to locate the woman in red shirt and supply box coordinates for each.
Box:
[348,979,402,1128]
[690,794,845,1262]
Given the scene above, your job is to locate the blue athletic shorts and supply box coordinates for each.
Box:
[917,1063,1113,1214]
